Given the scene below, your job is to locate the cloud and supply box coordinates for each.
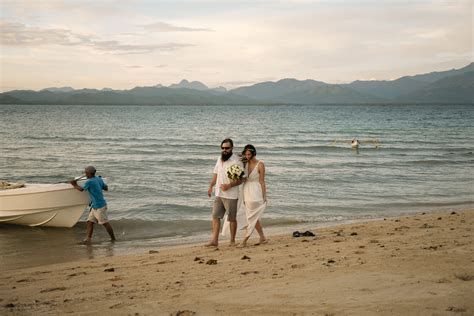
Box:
[0,21,78,46]
[0,20,193,54]
[1,1,470,90]
[143,21,212,32]
[89,39,192,54]
[1,1,129,19]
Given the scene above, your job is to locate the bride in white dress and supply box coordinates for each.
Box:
[238,144,267,247]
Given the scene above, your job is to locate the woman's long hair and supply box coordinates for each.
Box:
[241,144,257,164]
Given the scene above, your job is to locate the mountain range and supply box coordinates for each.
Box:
[1,63,473,105]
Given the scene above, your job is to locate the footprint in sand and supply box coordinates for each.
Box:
[446,306,466,313]
[16,278,34,283]
[40,287,67,293]
[175,310,196,316]
[241,271,259,275]
[454,273,474,281]
[67,272,87,278]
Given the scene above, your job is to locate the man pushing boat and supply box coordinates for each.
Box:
[70,166,116,243]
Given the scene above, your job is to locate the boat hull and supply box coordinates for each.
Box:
[0,183,90,228]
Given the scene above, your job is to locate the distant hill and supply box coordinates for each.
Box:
[396,71,474,103]
[276,84,385,104]
[0,94,22,104]
[346,77,426,100]
[0,86,257,105]
[409,62,474,83]
[1,63,472,105]
[42,87,75,93]
[231,78,382,103]
[169,79,209,91]
[5,90,62,103]
[211,86,227,93]
[231,78,327,99]
[346,62,474,100]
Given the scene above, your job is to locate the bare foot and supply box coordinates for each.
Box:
[228,241,236,247]
[79,239,92,245]
[255,238,268,246]
[236,242,247,248]
[204,242,218,248]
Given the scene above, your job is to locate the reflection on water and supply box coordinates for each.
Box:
[84,241,115,260]
[0,224,121,271]
[0,224,81,270]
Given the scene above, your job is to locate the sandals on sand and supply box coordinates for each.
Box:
[293,231,315,237]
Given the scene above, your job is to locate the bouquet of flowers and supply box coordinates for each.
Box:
[227,164,245,181]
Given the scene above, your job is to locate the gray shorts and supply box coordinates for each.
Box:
[212,197,238,221]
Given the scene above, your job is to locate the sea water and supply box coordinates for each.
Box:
[0,104,473,269]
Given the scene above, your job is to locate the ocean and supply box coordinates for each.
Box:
[1,103,473,270]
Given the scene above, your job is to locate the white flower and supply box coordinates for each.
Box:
[227,164,244,181]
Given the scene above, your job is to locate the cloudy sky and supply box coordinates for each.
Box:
[0,0,472,92]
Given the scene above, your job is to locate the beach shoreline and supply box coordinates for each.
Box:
[1,209,473,315]
[0,211,445,272]
[3,206,472,272]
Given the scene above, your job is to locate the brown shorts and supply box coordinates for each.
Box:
[212,197,238,221]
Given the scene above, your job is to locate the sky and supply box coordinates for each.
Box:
[0,0,472,92]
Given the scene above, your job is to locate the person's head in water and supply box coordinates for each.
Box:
[220,138,233,161]
[242,144,257,163]
[85,166,96,178]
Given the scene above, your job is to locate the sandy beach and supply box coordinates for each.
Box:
[1,210,473,315]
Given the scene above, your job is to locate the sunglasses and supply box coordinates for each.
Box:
[221,146,232,150]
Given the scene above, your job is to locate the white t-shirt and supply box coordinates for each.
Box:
[213,154,243,199]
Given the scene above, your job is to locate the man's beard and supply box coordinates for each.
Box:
[221,151,232,161]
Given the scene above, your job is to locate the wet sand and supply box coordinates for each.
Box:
[1,210,473,315]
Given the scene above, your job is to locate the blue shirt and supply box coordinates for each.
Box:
[83,176,107,209]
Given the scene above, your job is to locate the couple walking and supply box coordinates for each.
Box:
[206,138,267,247]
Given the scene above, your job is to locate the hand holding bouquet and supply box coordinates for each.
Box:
[227,164,244,181]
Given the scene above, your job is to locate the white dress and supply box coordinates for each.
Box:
[222,161,266,237]
[241,161,266,237]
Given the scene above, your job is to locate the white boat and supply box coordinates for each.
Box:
[0,183,90,228]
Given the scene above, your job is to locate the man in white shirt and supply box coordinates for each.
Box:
[206,138,243,247]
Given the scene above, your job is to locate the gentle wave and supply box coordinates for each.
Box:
[72,215,361,242]
[1,103,473,232]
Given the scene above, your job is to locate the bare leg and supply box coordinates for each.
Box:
[238,234,250,247]
[229,220,237,246]
[206,218,220,247]
[255,220,267,244]
[103,222,116,241]
[84,221,94,243]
